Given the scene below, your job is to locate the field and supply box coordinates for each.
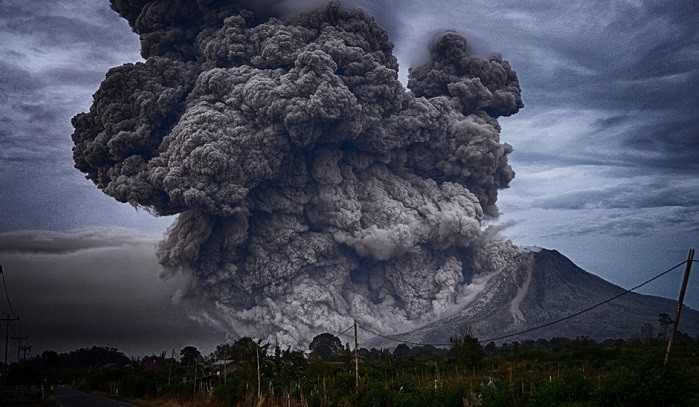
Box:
[8,332,699,406]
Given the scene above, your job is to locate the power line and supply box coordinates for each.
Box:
[1,314,19,368]
[479,259,687,343]
[336,324,354,338]
[358,325,448,347]
[0,266,8,316]
[2,271,18,317]
[1,267,23,337]
[355,259,689,347]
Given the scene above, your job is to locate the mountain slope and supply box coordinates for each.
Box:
[366,249,699,347]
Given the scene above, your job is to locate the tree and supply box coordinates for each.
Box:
[58,346,129,369]
[180,345,202,367]
[639,323,655,345]
[41,350,60,371]
[270,346,306,385]
[484,341,497,354]
[449,331,483,368]
[308,333,344,361]
[229,337,268,365]
[658,313,673,340]
[212,343,235,361]
[393,343,411,360]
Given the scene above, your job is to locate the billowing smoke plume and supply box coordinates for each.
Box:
[72,0,525,347]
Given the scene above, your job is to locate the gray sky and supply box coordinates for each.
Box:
[0,0,696,358]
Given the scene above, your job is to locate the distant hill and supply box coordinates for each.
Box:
[367,249,699,347]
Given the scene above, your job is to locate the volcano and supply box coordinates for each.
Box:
[366,248,699,346]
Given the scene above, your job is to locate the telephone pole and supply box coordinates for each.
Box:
[13,336,27,362]
[18,345,31,361]
[354,320,359,394]
[168,348,175,385]
[256,343,261,402]
[664,249,694,367]
[1,314,19,368]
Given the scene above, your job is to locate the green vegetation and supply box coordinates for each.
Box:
[9,331,699,406]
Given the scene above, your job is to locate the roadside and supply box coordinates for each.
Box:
[55,386,136,407]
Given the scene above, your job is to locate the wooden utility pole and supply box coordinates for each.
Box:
[256,344,262,402]
[193,361,197,395]
[12,336,27,361]
[1,314,19,368]
[664,249,694,367]
[18,345,31,361]
[354,320,359,394]
[168,348,174,385]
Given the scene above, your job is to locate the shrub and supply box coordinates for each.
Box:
[527,372,594,407]
[596,357,689,407]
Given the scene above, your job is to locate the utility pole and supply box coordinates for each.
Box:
[18,345,31,361]
[257,344,263,402]
[354,320,359,394]
[664,249,694,367]
[168,348,174,385]
[12,336,27,362]
[1,314,19,368]
[193,361,197,396]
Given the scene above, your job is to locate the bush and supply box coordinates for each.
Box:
[214,373,256,407]
[527,372,594,407]
[120,372,157,398]
[481,385,512,407]
[596,357,690,407]
[360,381,392,407]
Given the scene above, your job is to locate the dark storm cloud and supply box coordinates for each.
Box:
[0,228,159,254]
[1,90,74,163]
[509,151,629,169]
[0,64,95,165]
[517,0,697,101]
[0,162,173,233]
[44,66,108,87]
[0,61,46,95]
[515,0,699,173]
[0,0,145,232]
[6,15,112,47]
[533,182,698,211]
[610,116,699,170]
[0,0,138,53]
[546,205,698,238]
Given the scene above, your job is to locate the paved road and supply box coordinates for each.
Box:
[55,386,135,407]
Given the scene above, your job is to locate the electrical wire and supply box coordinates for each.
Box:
[355,259,689,347]
[478,259,687,343]
[1,271,23,336]
[335,324,354,338]
[1,272,18,317]
[358,325,449,347]
[0,268,8,316]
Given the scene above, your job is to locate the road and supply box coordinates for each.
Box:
[54,386,136,407]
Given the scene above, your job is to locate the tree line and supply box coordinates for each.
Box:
[5,325,699,406]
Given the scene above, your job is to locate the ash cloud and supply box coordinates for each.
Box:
[72,1,525,347]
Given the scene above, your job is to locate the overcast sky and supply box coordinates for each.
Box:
[0,0,696,358]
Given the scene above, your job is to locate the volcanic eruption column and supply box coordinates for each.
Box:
[72,0,524,347]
